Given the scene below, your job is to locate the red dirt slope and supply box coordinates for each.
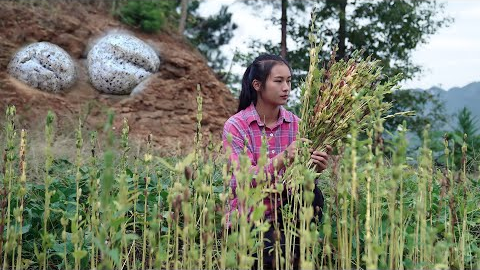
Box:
[0,2,236,154]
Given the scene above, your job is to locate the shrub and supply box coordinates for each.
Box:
[117,0,176,33]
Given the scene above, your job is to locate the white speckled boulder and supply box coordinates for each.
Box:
[7,42,76,92]
[87,33,160,95]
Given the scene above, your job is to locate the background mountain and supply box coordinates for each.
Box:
[413,81,480,130]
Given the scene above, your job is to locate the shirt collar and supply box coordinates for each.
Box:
[244,103,293,126]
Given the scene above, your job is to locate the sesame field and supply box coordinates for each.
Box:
[1,1,479,270]
[0,96,479,269]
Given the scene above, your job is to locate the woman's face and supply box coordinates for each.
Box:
[255,63,291,106]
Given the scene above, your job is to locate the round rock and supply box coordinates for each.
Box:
[7,42,76,93]
[87,33,160,95]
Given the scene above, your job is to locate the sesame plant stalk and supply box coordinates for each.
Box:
[298,165,319,269]
[117,170,133,270]
[147,227,155,270]
[373,111,386,267]
[40,111,55,270]
[194,83,204,269]
[142,134,152,270]
[164,174,174,270]
[195,97,217,270]
[61,216,69,270]
[181,193,190,268]
[205,141,223,270]
[229,137,268,269]
[15,129,27,270]
[120,118,130,269]
[443,135,455,267]
[415,126,432,268]
[364,85,388,270]
[98,111,116,269]
[73,119,85,270]
[131,146,140,270]
[364,129,376,270]
[87,131,99,269]
[349,114,359,270]
[1,106,17,270]
[173,183,181,270]
[250,140,269,269]
[158,153,195,269]
[282,164,297,270]
[350,127,361,269]
[320,199,334,269]
[121,118,130,173]
[459,136,467,270]
[203,194,215,270]
[154,147,177,268]
[388,122,407,270]
[340,124,357,270]
[152,158,168,270]
[219,157,231,270]
[196,180,206,269]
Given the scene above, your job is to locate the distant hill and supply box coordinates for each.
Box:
[411,81,480,130]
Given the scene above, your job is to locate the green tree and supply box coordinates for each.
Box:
[243,0,450,80]
[116,0,238,86]
[117,0,177,33]
[320,0,451,80]
[446,107,480,172]
[240,0,308,59]
[239,0,451,135]
[185,1,238,84]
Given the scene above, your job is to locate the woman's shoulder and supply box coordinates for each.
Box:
[281,106,301,123]
[223,110,246,129]
[291,112,301,122]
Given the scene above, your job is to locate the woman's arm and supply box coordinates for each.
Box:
[222,122,275,179]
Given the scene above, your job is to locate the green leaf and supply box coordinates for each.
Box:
[251,204,267,222]
[73,250,88,261]
[21,223,31,234]
[156,157,176,172]
[107,248,121,266]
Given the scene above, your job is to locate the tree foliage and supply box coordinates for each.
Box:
[185,1,238,83]
[116,0,237,85]
[446,107,480,171]
[238,0,451,135]
[243,0,451,80]
[117,0,177,33]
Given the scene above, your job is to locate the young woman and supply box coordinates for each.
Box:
[222,54,331,268]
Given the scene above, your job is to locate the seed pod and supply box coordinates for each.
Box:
[184,166,193,181]
[273,229,281,242]
[183,187,190,200]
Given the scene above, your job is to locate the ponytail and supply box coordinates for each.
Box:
[237,54,292,113]
[238,64,257,112]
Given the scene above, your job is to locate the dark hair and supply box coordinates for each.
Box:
[237,54,292,112]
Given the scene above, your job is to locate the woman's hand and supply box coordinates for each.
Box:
[276,141,332,172]
[310,145,332,173]
[283,138,310,165]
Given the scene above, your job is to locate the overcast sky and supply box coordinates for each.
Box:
[198,0,480,90]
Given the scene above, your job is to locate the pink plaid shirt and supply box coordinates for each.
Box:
[222,103,299,223]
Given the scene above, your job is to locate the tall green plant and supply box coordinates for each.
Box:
[1,106,18,269]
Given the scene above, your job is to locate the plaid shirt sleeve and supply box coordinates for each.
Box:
[222,120,275,191]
